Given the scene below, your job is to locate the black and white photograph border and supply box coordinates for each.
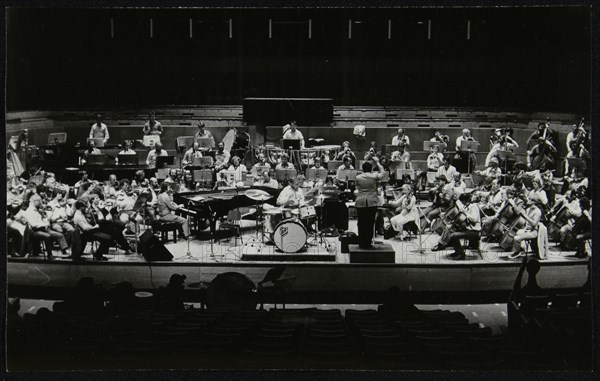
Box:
[2,0,598,379]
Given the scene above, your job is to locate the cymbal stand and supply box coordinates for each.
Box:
[206,204,223,261]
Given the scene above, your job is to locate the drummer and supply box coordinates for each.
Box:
[282,121,305,149]
[277,176,306,208]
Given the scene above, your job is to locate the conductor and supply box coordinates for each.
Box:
[355,158,385,249]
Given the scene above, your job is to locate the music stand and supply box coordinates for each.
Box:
[118,154,139,166]
[48,133,67,145]
[275,168,298,182]
[252,165,272,177]
[396,168,416,180]
[306,168,328,182]
[176,136,195,150]
[460,140,479,175]
[327,160,342,172]
[337,169,358,182]
[497,150,517,185]
[282,139,301,150]
[143,135,161,147]
[219,170,237,184]
[156,155,175,169]
[196,137,215,149]
[86,138,105,148]
[156,168,169,180]
[193,169,213,189]
[567,158,586,173]
[424,141,445,151]
[382,144,398,157]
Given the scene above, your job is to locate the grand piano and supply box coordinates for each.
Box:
[174,186,281,238]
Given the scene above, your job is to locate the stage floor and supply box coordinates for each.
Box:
[20,219,588,266]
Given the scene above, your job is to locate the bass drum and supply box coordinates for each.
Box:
[272,218,308,253]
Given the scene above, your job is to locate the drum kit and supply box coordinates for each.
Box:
[244,189,322,253]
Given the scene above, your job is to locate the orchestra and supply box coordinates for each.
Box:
[5,114,592,262]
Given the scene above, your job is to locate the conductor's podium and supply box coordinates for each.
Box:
[349,243,395,263]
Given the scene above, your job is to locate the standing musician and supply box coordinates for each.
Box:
[143,112,163,136]
[509,193,544,259]
[454,128,477,173]
[282,121,305,149]
[195,122,214,141]
[527,136,557,171]
[355,158,385,249]
[418,145,444,190]
[431,192,481,260]
[213,141,231,171]
[566,121,588,150]
[88,113,110,144]
[391,128,410,148]
[182,142,203,166]
[145,142,168,167]
[526,121,557,150]
[430,129,450,151]
[563,140,590,176]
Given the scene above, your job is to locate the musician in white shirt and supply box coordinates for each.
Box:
[88,113,109,143]
[437,159,457,182]
[256,171,279,189]
[145,142,168,167]
[226,156,248,182]
[282,122,305,148]
[182,142,203,166]
[277,177,306,207]
[391,128,410,147]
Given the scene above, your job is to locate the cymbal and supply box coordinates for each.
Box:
[245,189,272,201]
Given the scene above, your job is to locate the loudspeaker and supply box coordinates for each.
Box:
[139,230,173,261]
[323,200,349,230]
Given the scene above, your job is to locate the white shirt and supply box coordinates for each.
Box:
[214,150,231,169]
[226,164,248,182]
[392,135,410,146]
[282,129,304,148]
[437,165,457,181]
[73,210,95,232]
[146,149,168,166]
[427,153,444,170]
[257,178,279,189]
[17,206,49,229]
[277,185,305,207]
[89,123,109,142]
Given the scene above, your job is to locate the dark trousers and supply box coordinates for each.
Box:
[83,230,113,258]
[98,221,131,251]
[357,206,377,248]
[447,230,480,255]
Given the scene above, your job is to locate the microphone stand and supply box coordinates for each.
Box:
[175,198,199,261]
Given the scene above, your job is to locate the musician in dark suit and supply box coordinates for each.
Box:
[355,158,385,249]
[431,192,481,260]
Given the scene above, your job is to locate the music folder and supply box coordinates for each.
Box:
[252,165,272,176]
[459,140,479,152]
[396,168,416,180]
[190,156,213,168]
[155,155,175,169]
[117,154,139,166]
[143,135,161,147]
[282,139,301,150]
[337,169,357,181]
[176,136,195,149]
[327,160,342,172]
[196,137,215,149]
[48,132,67,145]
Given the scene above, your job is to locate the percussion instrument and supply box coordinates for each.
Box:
[273,218,308,253]
[292,205,317,219]
[263,207,293,233]
[245,189,272,202]
[223,128,250,157]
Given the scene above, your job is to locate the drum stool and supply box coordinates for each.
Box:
[151,220,179,243]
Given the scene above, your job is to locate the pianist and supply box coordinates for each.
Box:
[157,182,189,240]
[88,113,110,144]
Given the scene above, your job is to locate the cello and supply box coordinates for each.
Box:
[498,199,527,250]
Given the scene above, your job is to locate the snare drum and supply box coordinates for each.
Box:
[273,218,308,253]
[292,205,317,220]
[263,207,293,233]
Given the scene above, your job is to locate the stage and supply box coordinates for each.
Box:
[7,219,589,304]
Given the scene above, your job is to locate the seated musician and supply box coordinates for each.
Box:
[180,170,196,192]
[15,194,70,258]
[430,129,450,151]
[310,156,326,170]
[388,184,419,240]
[418,145,444,190]
[563,140,590,175]
[88,113,109,144]
[275,153,293,170]
[256,170,279,189]
[551,190,582,243]
[390,144,411,169]
[118,140,136,155]
[213,141,231,171]
[337,156,354,172]
[143,112,163,136]
[527,136,557,171]
[157,182,189,240]
[194,122,214,141]
[47,193,75,244]
[335,141,357,164]
[526,121,557,150]
[252,153,272,175]
[72,200,113,260]
[82,140,102,164]
[450,173,467,196]
[431,192,481,260]
[561,166,589,195]
[391,128,410,148]
[437,158,457,183]
[74,171,90,193]
[528,176,549,209]
[476,157,502,179]
[145,142,168,167]
[282,121,305,148]
[277,176,305,208]
[486,134,518,167]
[509,193,544,259]
[131,170,146,188]
[182,142,203,166]
[89,196,133,253]
[226,156,248,182]
[214,172,235,189]
[420,176,452,231]
[163,169,178,184]
[571,197,591,258]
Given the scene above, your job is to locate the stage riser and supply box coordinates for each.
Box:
[7,260,588,303]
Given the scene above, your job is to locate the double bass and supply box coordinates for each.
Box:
[498,200,528,250]
[434,202,470,247]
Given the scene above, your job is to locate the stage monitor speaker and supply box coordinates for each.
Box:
[322,200,349,230]
[243,97,333,126]
[139,230,173,261]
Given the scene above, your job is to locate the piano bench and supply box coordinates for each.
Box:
[151,220,179,244]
